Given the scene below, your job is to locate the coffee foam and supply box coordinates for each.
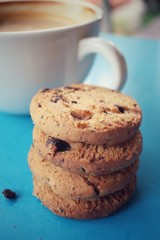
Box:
[0,1,97,32]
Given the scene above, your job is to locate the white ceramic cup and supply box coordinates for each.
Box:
[0,0,127,114]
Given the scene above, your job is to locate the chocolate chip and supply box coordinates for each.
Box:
[46,137,71,152]
[38,103,42,108]
[56,140,71,152]
[59,208,64,213]
[103,110,108,114]
[51,95,62,103]
[115,105,125,113]
[71,101,77,104]
[2,189,16,199]
[41,88,49,93]
[80,167,86,173]
[64,86,80,91]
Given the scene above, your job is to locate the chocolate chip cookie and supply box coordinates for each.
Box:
[28,146,138,200]
[33,126,142,175]
[33,176,136,219]
[30,84,142,145]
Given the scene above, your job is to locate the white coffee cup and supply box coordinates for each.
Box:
[0,0,127,114]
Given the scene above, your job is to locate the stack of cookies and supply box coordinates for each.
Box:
[28,84,142,219]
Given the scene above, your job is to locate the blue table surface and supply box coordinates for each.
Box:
[0,33,160,240]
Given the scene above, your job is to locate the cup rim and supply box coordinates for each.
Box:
[0,0,103,35]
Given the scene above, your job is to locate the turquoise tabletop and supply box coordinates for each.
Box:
[0,34,160,240]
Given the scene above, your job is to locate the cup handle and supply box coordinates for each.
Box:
[78,37,127,91]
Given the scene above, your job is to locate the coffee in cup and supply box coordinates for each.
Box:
[0,0,127,114]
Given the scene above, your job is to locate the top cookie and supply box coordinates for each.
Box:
[30,84,142,145]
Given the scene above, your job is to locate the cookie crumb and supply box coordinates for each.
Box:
[2,189,16,199]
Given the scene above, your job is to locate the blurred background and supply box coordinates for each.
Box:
[87,0,160,39]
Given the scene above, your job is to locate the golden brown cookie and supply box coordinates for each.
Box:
[33,126,142,175]
[33,176,136,219]
[30,84,142,146]
[28,146,138,200]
